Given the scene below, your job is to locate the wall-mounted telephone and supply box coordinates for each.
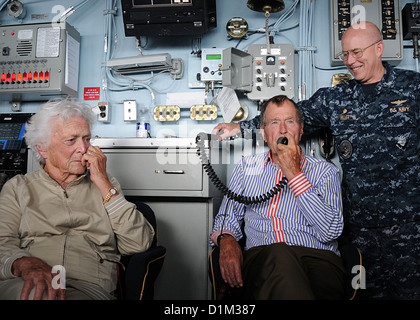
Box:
[196,132,287,204]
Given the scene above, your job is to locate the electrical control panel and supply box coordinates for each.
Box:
[330,0,403,65]
[121,0,217,37]
[0,22,80,102]
[402,3,420,40]
[0,113,33,191]
[246,44,294,101]
[222,44,295,102]
[200,48,223,82]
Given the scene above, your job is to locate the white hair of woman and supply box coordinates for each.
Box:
[24,98,96,166]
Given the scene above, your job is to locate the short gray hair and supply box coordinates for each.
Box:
[24,98,96,166]
[260,95,303,128]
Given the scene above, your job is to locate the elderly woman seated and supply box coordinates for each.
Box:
[0,98,154,300]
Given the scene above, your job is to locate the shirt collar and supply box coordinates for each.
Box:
[40,166,89,188]
[377,62,394,89]
[346,62,392,93]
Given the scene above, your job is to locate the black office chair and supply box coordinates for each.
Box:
[339,243,364,300]
[117,201,166,300]
[209,242,363,300]
[208,233,247,300]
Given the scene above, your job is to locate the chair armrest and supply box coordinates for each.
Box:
[124,246,166,300]
[339,243,363,300]
[209,246,244,300]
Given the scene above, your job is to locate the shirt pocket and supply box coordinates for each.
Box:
[83,235,119,292]
[379,109,416,159]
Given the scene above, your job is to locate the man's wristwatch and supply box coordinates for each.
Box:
[103,186,118,204]
[217,233,233,246]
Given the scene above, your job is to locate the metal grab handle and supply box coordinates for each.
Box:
[163,170,185,174]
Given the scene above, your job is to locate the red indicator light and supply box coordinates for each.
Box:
[17,73,22,82]
[22,72,27,81]
[11,73,16,81]
[44,71,49,80]
[28,72,33,80]
[39,71,44,81]
[33,72,38,81]
[6,73,11,82]
[1,74,5,82]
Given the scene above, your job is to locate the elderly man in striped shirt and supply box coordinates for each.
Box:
[211,95,345,299]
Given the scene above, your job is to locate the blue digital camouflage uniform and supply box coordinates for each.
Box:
[239,63,419,299]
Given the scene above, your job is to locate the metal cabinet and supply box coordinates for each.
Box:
[91,137,226,300]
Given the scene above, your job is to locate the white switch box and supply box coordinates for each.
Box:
[97,102,110,122]
[124,100,137,122]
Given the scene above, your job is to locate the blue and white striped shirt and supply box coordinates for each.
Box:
[211,151,343,255]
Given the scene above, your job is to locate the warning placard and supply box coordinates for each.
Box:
[84,87,100,100]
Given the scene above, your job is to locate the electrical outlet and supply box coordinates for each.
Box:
[153,105,180,121]
[124,100,137,122]
[190,104,217,121]
[97,102,110,122]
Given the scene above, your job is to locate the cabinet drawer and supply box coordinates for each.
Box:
[104,151,203,191]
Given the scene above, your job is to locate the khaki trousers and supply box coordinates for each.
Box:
[0,278,113,300]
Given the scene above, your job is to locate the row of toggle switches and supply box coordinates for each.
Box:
[0,71,50,84]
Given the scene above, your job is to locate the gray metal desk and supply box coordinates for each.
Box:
[91,137,226,300]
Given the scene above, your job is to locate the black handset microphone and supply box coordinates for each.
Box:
[277,137,288,145]
[196,132,287,204]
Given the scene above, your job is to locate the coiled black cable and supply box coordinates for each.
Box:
[195,132,287,205]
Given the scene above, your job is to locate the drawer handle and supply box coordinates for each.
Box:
[163,170,185,174]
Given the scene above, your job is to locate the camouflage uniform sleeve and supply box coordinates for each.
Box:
[238,86,339,137]
[239,115,261,135]
[297,87,336,135]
